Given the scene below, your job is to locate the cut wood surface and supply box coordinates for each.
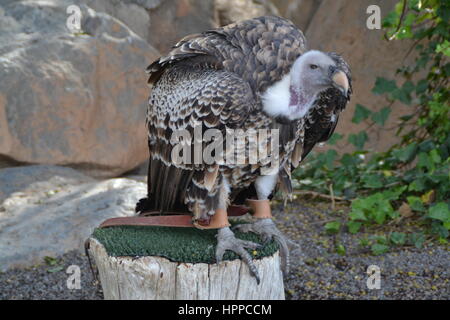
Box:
[88,238,285,300]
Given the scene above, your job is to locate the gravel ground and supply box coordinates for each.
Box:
[0,250,102,300]
[1,199,449,300]
[277,200,450,300]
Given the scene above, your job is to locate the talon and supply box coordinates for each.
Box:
[261,233,272,245]
[233,218,291,276]
[216,227,261,284]
[255,273,261,285]
[232,223,252,233]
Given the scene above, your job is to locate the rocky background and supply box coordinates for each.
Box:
[1,0,438,299]
[0,0,414,178]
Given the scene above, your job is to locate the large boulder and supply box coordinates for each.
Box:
[305,0,416,153]
[145,0,217,54]
[0,165,94,203]
[87,0,162,41]
[272,0,322,31]
[0,0,159,178]
[0,165,147,271]
[214,0,279,27]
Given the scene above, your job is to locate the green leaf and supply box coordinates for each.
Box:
[371,107,392,126]
[341,153,359,167]
[407,196,426,212]
[44,256,58,266]
[348,131,368,150]
[416,79,428,94]
[391,88,412,105]
[335,243,346,256]
[371,243,389,255]
[382,11,398,28]
[436,40,450,57]
[325,221,341,234]
[408,178,426,192]
[382,185,407,201]
[418,139,436,153]
[392,143,417,162]
[372,77,397,95]
[417,152,433,170]
[409,233,426,249]
[429,149,442,164]
[389,210,400,220]
[402,81,415,94]
[358,237,370,247]
[347,221,362,234]
[349,209,367,222]
[431,221,449,239]
[374,235,389,245]
[362,174,383,189]
[444,221,450,230]
[373,210,387,224]
[408,0,421,11]
[352,104,372,124]
[443,63,450,78]
[437,4,450,22]
[390,232,406,245]
[47,266,64,273]
[428,203,450,222]
[399,114,414,121]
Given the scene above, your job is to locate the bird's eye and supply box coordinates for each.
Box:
[310,64,318,70]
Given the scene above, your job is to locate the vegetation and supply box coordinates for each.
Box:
[293,0,450,255]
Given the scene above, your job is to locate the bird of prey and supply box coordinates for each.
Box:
[136,16,352,282]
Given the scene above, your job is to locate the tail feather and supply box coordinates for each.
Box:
[137,157,193,214]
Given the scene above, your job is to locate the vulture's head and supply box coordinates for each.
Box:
[262,50,350,121]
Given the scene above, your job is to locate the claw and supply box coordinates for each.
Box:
[231,223,253,233]
[233,219,291,276]
[216,227,261,284]
[261,233,272,245]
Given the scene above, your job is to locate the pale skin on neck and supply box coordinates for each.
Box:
[289,83,317,110]
[262,50,349,121]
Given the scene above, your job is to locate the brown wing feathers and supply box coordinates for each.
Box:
[145,65,255,220]
[138,16,350,218]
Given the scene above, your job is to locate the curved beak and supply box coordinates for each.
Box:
[330,67,349,97]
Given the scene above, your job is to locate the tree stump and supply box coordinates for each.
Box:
[86,225,285,300]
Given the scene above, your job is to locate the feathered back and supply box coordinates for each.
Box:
[138,16,352,216]
[147,16,307,94]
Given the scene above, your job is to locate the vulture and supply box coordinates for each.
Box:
[136,16,352,282]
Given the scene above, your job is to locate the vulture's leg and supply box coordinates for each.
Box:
[215,226,262,284]
[233,218,289,274]
[205,179,262,284]
[233,174,290,275]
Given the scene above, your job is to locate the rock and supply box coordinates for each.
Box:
[0,0,160,178]
[214,0,279,27]
[304,0,416,153]
[145,0,217,53]
[87,0,161,41]
[0,165,147,271]
[0,165,94,203]
[272,0,323,31]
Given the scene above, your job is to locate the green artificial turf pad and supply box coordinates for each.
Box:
[92,221,279,264]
